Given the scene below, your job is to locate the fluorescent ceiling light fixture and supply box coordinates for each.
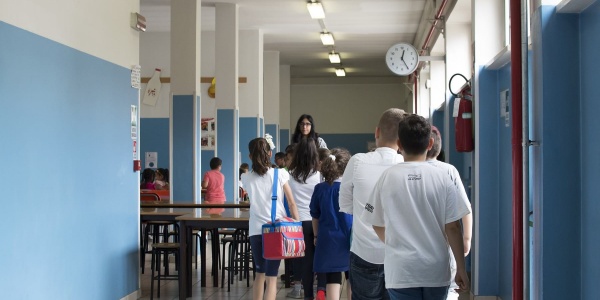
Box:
[328,52,341,63]
[320,32,335,45]
[307,1,325,19]
[335,68,346,77]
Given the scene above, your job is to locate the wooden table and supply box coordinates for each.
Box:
[177,208,250,299]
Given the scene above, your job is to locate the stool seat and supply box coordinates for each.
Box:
[153,242,179,249]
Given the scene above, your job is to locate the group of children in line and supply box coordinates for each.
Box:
[193,110,471,300]
[239,110,471,300]
[140,167,170,190]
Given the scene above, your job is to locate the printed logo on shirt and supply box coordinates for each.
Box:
[408,174,422,181]
[365,203,374,213]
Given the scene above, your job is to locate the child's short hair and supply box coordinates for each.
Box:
[274,152,286,160]
[320,148,351,184]
[398,114,431,156]
[426,125,442,159]
[210,157,222,170]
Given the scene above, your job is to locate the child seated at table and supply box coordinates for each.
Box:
[140,168,156,190]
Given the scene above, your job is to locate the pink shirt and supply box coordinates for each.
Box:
[203,169,226,202]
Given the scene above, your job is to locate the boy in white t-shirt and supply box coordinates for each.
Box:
[362,114,471,300]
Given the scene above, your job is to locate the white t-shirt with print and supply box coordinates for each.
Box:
[242,168,290,237]
[362,161,471,289]
[288,171,321,221]
[338,147,403,264]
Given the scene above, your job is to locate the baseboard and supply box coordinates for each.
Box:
[119,289,139,300]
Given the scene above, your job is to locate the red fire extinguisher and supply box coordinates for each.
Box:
[455,97,474,152]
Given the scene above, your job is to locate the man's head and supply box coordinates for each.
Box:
[397,114,432,156]
[274,152,286,168]
[376,108,406,147]
[426,125,442,159]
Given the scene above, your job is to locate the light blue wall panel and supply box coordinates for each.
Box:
[217,109,238,202]
[319,134,374,155]
[239,117,259,166]
[0,22,138,299]
[140,118,169,169]
[173,95,194,202]
[280,129,290,153]
[580,2,600,298]
[475,67,501,296]
[532,6,581,299]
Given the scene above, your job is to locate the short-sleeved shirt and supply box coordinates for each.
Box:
[288,171,321,221]
[310,180,353,272]
[362,161,471,289]
[203,169,225,202]
[242,168,291,237]
[338,147,403,264]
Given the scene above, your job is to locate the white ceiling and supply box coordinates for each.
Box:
[141,0,470,78]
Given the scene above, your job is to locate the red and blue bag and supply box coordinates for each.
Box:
[262,169,305,260]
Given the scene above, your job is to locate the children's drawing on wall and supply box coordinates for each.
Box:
[201,118,216,149]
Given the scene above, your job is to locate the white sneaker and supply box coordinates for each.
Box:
[286,285,303,299]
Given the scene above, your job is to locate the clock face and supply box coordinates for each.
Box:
[385,43,419,76]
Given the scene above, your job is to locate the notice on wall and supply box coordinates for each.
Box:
[131,65,141,89]
[131,105,138,140]
[145,152,157,169]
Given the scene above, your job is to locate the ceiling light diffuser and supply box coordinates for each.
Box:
[307,1,325,19]
[328,52,341,63]
[335,68,346,77]
[320,32,335,45]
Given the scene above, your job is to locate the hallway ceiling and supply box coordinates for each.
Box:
[140,0,468,78]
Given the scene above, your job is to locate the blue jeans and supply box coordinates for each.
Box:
[387,286,449,300]
[349,252,389,300]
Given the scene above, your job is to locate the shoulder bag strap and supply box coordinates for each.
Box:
[270,168,279,224]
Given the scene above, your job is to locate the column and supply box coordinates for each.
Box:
[264,51,280,158]
[170,0,201,203]
[238,29,264,166]
[215,3,239,202]
[279,65,291,151]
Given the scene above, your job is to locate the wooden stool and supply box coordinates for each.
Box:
[150,242,179,300]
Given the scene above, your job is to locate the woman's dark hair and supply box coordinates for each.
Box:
[291,114,320,144]
[209,157,222,170]
[248,138,272,176]
[320,148,351,184]
[289,137,319,183]
[141,168,155,188]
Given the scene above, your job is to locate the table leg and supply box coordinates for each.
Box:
[212,228,220,287]
[200,229,207,287]
[178,220,191,299]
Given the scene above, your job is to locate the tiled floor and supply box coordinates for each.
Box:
[138,238,468,300]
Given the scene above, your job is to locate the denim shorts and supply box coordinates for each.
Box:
[349,252,389,300]
[249,235,281,276]
[387,286,449,300]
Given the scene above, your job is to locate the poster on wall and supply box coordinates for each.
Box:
[201,118,216,150]
[145,152,157,168]
[131,105,138,140]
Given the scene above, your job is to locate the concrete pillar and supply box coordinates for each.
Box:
[279,65,291,151]
[170,0,201,203]
[264,51,280,159]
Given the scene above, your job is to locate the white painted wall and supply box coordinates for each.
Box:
[140,32,170,118]
[264,51,280,123]
[0,0,139,68]
[239,30,264,118]
[291,78,410,134]
[279,65,291,130]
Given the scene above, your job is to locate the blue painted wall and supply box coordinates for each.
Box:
[140,118,169,170]
[217,109,238,202]
[319,133,374,155]
[580,2,600,298]
[531,6,581,300]
[239,117,259,166]
[172,95,195,202]
[280,129,290,152]
[0,22,138,299]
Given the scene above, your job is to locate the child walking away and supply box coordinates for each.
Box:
[310,148,353,300]
[242,138,300,300]
[202,157,226,204]
[363,114,471,300]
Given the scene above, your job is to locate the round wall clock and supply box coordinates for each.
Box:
[385,43,419,76]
